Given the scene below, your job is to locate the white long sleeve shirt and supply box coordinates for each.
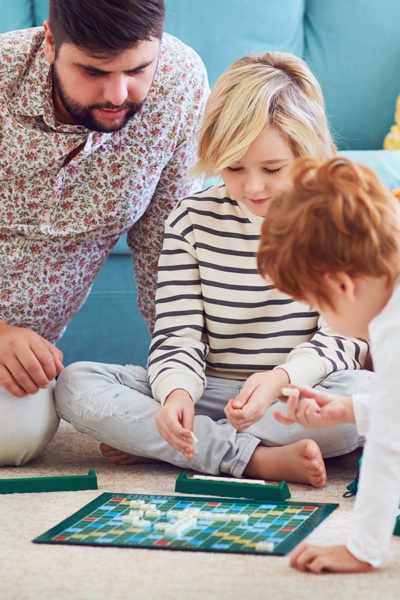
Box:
[348,282,400,567]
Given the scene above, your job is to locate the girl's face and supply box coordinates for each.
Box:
[221,126,297,217]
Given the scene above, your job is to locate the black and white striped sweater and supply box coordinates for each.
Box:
[148,184,368,404]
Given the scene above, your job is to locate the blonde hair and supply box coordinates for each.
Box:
[194,52,336,178]
[257,157,400,308]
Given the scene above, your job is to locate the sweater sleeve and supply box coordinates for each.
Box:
[147,204,208,404]
[279,315,369,387]
[352,393,372,435]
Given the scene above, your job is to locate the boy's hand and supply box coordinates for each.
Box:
[273,384,354,429]
[290,543,372,574]
[0,321,64,397]
[224,369,289,431]
[155,389,196,459]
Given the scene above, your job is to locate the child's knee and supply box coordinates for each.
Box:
[315,422,364,458]
[318,370,374,397]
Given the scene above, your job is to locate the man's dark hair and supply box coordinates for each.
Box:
[49,0,166,54]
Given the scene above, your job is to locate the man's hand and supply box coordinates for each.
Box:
[0,322,64,397]
[224,368,289,431]
[155,389,196,459]
[273,384,354,429]
[290,543,372,574]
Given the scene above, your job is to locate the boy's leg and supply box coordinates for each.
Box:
[55,363,259,477]
[0,383,59,466]
[247,370,372,458]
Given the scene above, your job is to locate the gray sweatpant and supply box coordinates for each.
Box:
[55,363,371,478]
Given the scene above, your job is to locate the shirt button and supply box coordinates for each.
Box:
[43,214,51,223]
[17,237,26,247]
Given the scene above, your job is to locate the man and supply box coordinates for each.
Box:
[0,0,209,465]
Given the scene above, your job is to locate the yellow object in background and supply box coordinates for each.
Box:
[384,95,400,150]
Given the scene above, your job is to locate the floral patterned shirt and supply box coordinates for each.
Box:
[0,28,209,343]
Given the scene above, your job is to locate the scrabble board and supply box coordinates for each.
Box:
[33,492,338,556]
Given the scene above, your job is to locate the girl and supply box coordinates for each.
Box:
[55,52,371,486]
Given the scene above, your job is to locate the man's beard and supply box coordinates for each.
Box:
[52,64,144,133]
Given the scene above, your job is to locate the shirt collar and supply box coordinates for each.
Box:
[9,40,52,117]
[9,38,90,134]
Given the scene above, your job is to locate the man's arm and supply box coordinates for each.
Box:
[127,151,205,332]
[128,48,210,332]
[0,321,64,396]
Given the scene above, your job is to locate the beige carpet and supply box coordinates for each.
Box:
[1,422,399,600]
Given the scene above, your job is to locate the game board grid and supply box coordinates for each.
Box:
[33,493,338,556]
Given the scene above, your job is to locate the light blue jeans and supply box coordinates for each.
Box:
[55,364,371,478]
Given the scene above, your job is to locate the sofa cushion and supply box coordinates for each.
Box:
[165,0,305,86]
[1,0,34,33]
[33,0,50,26]
[305,0,400,151]
[383,94,400,150]
[338,150,400,191]
[57,251,151,366]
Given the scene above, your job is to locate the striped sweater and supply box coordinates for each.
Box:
[148,184,368,404]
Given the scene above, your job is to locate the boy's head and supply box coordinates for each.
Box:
[48,0,165,55]
[195,51,336,178]
[257,157,400,335]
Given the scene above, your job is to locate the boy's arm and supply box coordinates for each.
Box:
[273,384,355,429]
[291,309,400,571]
[352,393,373,435]
[345,325,400,568]
[289,543,372,574]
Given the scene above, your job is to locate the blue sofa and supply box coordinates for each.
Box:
[2,0,400,367]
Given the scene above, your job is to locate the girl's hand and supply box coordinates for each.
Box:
[155,389,196,459]
[290,543,372,574]
[225,369,289,431]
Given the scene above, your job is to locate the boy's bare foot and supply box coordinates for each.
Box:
[243,439,326,488]
[100,443,160,466]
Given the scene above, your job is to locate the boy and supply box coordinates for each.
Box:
[257,156,400,572]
